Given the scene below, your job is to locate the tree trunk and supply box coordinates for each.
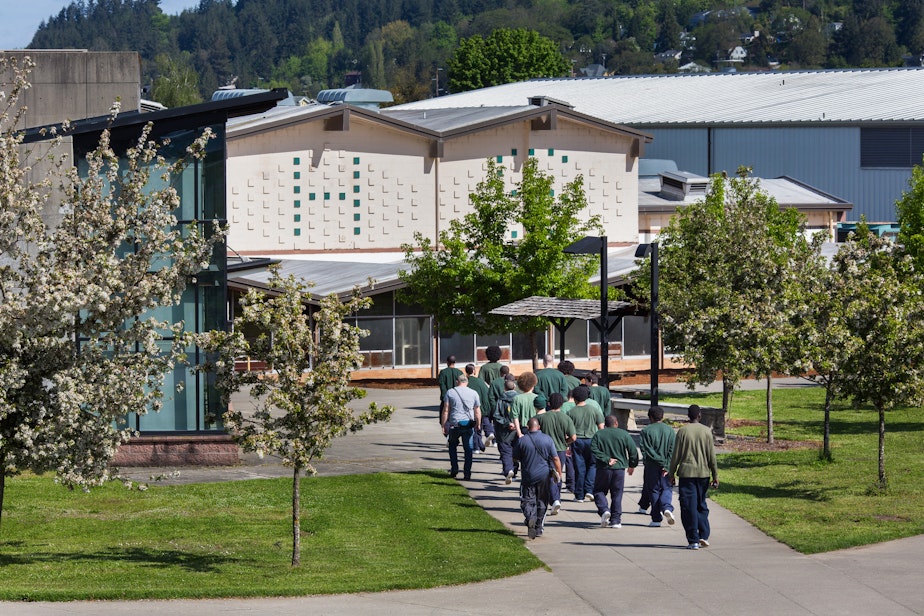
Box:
[721,375,734,415]
[766,375,774,444]
[292,465,301,566]
[822,380,834,461]
[878,407,887,491]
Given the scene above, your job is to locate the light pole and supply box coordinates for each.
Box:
[565,235,609,387]
[635,242,659,406]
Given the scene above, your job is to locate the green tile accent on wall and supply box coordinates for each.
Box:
[353,227,361,235]
[324,192,330,200]
[549,189,555,196]
[293,171,301,179]
[294,214,301,222]
[353,185,360,193]
[528,148,534,155]
[511,231,518,238]
[339,192,346,200]
[353,157,360,165]
[354,199,361,207]
[294,228,301,236]
[548,148,555,156]
[294,200,301,208]
[353,213,360,221]
[353,170,360,179]
[496,155,503,163]
[293,186,300,194]
[293,157,300,165]
[562,155,569,163]
[511,148,517,156]
[510,190,517,196]
[309,193,316,201]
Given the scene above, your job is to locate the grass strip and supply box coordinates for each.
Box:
[663,387,924,553]
[0,470,542,601]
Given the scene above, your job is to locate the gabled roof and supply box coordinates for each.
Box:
[393,68,924,126]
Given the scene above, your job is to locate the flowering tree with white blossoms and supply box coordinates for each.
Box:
[194,266,394,566]
[0,56,219,529]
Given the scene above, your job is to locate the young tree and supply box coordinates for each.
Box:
[0,55,218,528]
[447,28,570,92]
[828,228,924,490]
[399,158,602,361]
[642,169,813,433]
[194,267,394,566]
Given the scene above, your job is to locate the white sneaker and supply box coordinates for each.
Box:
[663,509,675,525]
[636,507,648,514]
[485,434,496,447]
[584,494,595,502]
[550,500,561,516]
[600,511,611,527]
[699,538,710,547]
[648,521,661,527]
[505,469,514,485]
[608,522,622,528]
[687,542,700,550]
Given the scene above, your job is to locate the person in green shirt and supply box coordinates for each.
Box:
[669,404,719,550]
[478,345,504,387]
[639,406,676,527]
[437,355,463,411]
[590,414,639,528]
[567,385,605,502]
[584,371,612,416]
[558,360,581,393]
[510,371,539,438]
[537,392,576,516]
[535,354,569,403]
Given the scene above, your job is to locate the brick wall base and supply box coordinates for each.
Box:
[114,434,240,466]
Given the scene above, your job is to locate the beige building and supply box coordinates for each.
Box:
[225,98,652,255]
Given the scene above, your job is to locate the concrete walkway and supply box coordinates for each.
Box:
[5,381,923,615]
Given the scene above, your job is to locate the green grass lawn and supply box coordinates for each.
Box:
[0,470,542,601]
[663,386,924,553]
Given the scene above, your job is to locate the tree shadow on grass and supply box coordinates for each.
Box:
[0,546,240,572]
[716,480,835,503]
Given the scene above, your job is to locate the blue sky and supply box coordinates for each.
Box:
[1,0,203,50]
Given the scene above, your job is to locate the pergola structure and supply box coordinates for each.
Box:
[489,296,647,385]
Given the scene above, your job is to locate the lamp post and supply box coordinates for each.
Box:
[635,241,659,406]
[565,235,609,387]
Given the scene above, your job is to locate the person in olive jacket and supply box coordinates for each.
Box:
[668,404,719,550]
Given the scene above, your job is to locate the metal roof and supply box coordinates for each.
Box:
[489,296,642,320]
[395,68,924,125]
[381,106,537,132]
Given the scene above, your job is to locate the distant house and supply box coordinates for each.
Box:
[727,46,748,62]
[655,50,683,63]
[678,61,710,73]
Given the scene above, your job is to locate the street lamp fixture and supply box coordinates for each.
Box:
[635,242,659,406]
[565,235,609,387]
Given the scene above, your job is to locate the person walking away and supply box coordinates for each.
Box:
[513,417,562,539]
[437,355,463,413]
[537,392,576,516]
[590,414,639,528]
[668,404,719,550]
[491,378,519,483]
[567,385,605,502]
[465,363,495,448]
[558,360,581,393]
[535,354,569,402]
[440,373,482,481]
[487,364,513,414]
[510,371,539,438]
[639,406,676,527]
[584,371,612,417]
[478,345,505,387]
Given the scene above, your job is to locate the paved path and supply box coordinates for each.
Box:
[5,381,923,615]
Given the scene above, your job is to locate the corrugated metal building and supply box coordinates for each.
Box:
[396,68,924,222]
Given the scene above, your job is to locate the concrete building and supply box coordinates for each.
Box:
[394,68,924,223]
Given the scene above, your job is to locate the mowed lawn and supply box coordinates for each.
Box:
[663,386,924,554]
[0,470,542,601]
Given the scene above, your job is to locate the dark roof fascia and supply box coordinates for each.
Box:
[22,88,290,144]
[630,120,924,130]
[774,175,854,210]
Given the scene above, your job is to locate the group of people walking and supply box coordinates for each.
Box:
[439,348,719,550]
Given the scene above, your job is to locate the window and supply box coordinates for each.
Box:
[861,127,924,168]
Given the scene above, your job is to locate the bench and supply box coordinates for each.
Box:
[610,398,726,443]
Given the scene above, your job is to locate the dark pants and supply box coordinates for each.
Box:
[520,479,551,535]
[447,425,474,478]
[565,445,575,492]
[497,439,516,476]
[549,451,567,503]
[593,467,626,524]
[642,463,674,522]
[572,437,596,500]
[481,416,495,439]
[678,477,711,543]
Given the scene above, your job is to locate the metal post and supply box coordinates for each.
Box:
[600,236,609,389]
[650,241,659,407]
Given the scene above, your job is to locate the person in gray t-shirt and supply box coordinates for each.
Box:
[440,373,482,481]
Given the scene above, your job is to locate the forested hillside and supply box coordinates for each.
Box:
[27,0,924,105]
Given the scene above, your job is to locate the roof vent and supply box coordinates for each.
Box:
[528,95,574,108]
[659,171,709,201]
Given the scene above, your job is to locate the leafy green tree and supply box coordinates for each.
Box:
[896,156,924,273]
[0,56,218,529]
[641,169,812,429]
[828,228,924,490]
[399,158,601,357]
[150,52,203,108]
[195,266,394,566]
[447,28,570,92]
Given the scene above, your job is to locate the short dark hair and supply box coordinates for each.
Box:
[648,406,664,422]
[558,360,574,375]
[548,392,564,410]
[500,365,510,376]
[572,385,590,403]
[584,371,598,385]
[465,363,476,375]
[604,414,618,427]
[688,404,702,421]
[504,379,516,391]
[446,355,456,365]
[485,345,502,362]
